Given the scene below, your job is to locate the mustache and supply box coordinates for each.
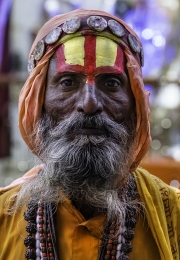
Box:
[33,112,136,193]
[48,113,131,141]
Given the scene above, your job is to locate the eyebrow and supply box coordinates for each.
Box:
[51,71,80,84]
[97,72,128,80]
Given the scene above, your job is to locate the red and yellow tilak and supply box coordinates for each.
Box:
[56,35,125,84]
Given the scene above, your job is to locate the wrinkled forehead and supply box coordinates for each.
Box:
[55,35,125,76]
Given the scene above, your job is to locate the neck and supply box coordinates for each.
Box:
[72,199,103,220]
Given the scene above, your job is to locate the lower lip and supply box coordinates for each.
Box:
[76,129,106,135]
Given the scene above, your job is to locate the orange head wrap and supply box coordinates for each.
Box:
[18,9,151,171]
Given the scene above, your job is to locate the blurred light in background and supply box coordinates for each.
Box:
[161,146,170,156]
[141,28,153,40]
[154,107,167,119]
[170,179,179,188]
[153,125,163,135]
[161,118,172,129]
[44,0,61,17]
[103,0,116,13]
[120,0,173,77]
[18,161,29,172]
[159,0,179,11]
[169,146,180,161]
[4,177,14,186]
[151,139,161,150]
[152,33,165,47]
[155,84,180,109]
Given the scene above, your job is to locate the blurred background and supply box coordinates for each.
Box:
[0,0,180,187]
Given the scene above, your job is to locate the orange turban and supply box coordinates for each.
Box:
[18,9,151,171]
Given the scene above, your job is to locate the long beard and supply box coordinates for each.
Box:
[9,112,137,220]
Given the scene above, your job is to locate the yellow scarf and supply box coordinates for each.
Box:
[0,167,179,259]
[135,167,180,260]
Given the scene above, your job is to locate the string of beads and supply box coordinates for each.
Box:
[102,174,139,260]
[24,174,139,260]
[24,201,55,260]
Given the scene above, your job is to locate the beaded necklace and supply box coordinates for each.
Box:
[24,174,140,260]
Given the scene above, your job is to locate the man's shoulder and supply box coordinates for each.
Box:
[135,166,176,187]
[135,166,179,190]
[135,166,180,207]
[0,185,20,214]
[0,165,43,213]
[0,165,43,193]
[0,185,27,259]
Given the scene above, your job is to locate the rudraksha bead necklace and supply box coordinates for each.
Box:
[99,174,140,260]
[24,174,139,260]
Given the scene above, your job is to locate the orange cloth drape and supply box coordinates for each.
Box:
[18,9,151,170]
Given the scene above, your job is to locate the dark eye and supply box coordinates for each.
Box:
[58,76,79,91]
[104,79,121,90]
[60,79,73,87]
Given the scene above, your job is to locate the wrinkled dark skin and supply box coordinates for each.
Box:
[43,52,135,219]
[44,55,135,130]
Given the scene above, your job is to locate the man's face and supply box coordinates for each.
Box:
[44,36,135,130]
[37,35,136,199]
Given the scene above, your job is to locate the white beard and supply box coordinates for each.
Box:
[7,112,136,222]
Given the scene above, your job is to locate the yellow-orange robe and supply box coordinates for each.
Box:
[0,167,179,260]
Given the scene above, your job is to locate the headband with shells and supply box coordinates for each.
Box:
[28,15,144,74]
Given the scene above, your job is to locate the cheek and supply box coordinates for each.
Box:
[44,89,77,121]
[102,92,135,123]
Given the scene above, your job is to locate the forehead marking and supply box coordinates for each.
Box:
[64,37,85,66]
[56,36,124,75]
[84,35,96,75]
[96,37,117,67]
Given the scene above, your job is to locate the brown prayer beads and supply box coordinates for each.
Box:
[24,175,140,260]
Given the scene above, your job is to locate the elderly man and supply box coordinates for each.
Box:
[0,9,180,260]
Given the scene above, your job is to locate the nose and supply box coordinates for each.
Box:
[77,82,103,115]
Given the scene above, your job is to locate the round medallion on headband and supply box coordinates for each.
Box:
[140,47,144,67]
[108,19,125,37]
[87,16,107,31]
[27,55,35,74]
[34,40,45,61]
[128,34,141,53]
[45,27,62,44]
[62,17,81,34]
